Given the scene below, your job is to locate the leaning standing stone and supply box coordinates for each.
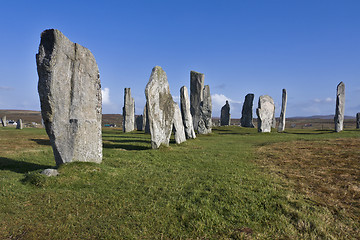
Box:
[1,116,6,127]
[190,71,204,131]
[357,113,360,129]
[36,29,102,165]
[180,86,196,139]
[123,88,135,132]
[240,94,254,128]
[256,95,275,133]
[198,85,212,134]
[16,119,23,129]
[334,82,345,132]
[145,66,175,149]
[173,102,186,144]
[278,89,287,132]
[220,100,231,126]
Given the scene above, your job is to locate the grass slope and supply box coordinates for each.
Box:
[0,127,359,239]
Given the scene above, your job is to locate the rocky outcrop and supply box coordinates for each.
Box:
[334,82,345,132]
[198,85,212,134]
[240,94,254,127]
[123,88,135,132]
[220,100,230,126]
[256,95,275,133]
[278,89,287,132]
[173,102,186,144]
[36,29,102,165]
[190,71,204,131]
[180,86,196,139]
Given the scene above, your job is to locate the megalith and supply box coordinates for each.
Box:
[123,88,135,132]
[190,71,204,131]
[198,85,212,134]
[220,100,231,126]
[278,89,287,132]
[357,113,360,129]
[272,108,277,129]
[256,95,275,133]
[240,94,254,128]
[36,29,102,165]
[16,119,23,129]
[180,86,196,139]
[173,102,186,144]
[135,115,143,131]
[334,82,345,132]
[145,66,175,149]
[143,103,150,133]
[1,116,6,127]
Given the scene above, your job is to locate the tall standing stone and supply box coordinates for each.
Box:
[123,88,135,132]
[135,115,143,131]
[16,119,23,129]
[220,100,231,126]
[173,102,186,144]
[1,116,6,127]
[190,71,204,131]
[356,113,360,129]
[240,94,254,128]
[278,89,287,132]
[145,66,175,149]
[334,82,345,132]
[36,29,102,165]
[143,103,150,133]
[256,95,275,133]
[272,108,277,129]
[198,85,212,134]
[180,86,196,139]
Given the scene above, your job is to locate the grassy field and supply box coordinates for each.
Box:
[0,127,359,239]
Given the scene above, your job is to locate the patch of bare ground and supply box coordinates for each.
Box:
[257,138,360,222]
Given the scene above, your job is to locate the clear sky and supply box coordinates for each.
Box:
[0,0,359,118]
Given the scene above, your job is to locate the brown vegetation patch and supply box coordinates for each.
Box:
[257,138,360,220]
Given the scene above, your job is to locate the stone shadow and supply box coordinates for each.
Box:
[282,130,335,135]
[0,157,54,174]
[31,138,51,146]
[102,143,151,151]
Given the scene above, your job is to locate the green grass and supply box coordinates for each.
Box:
[0,127,359,239]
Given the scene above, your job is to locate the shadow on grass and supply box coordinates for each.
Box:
[103,143,151,150]
[31,138,51,146]
[283,130,335,135]
[107,139,150,144]
[0,157,54,173]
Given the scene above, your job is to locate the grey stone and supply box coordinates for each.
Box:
[123,88,135,132]
[41,168,59,177]
[173,102,186,144]
[240,94,254,128]
[36,29,102,165]
[190,71,204,131]
[272,107,276,129]
[180,86,196,139]
[145,66,175,149]
[143,103,150,133]
[278,89,287,132]
[220,100,231,126]
[357,113,360,129]
[16,119,23,129]
[135,115,143,131]
[1,116,6,127]
[334,82,345,132]
[198,85,212,134]
[256,95,275,133]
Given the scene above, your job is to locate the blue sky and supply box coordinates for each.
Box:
[0,0,359,118]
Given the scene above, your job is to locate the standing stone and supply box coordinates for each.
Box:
[220,100,231,126]
[135,115,143,131]
[256,95,275,133]
[357,113,360,129]
[123,88,135,132]
[173,102,186,144]
[272,107,277,129]
[180,86,196,139]
[278,89,287,132]
[145,66,175,149]
[240,94,254,128]
[334,82,345,132]
[1,116,6,127]
[190,71,204,131]
[36,29,102,165]
[143,103,150,133]
[198,85,212,134]
[16,119,23,129]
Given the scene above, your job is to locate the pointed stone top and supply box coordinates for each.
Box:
[190,70,204,75]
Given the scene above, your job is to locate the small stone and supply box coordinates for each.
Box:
[180,86,196,139]
[198,85,212,134]
[16,119,23,129]
[123,88,135,132]
[278,89,287,132]
[334,82,345,132]
[173,102,186,144]
[256,95,275,133]
[41,168,59,177]
[356,113,360,129]
[143,103,150,133]
[240,94,254,128]
[220,100,231,126]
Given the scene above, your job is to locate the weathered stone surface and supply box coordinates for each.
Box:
[278,89,287,132]
[16,119,23,129]
[220,100,231,126]
[36,29,102,165]
[123,88,135,132]
[180,86,196,139]
[240,94,254,128]
[41,168,59,177]
[173,102,186,144]
[145,66,175,149]
[1,116,6,127]
[198,85,212,134]
[135,115,143,131]
[190,71,204,131]
[357,113,360,129]
[256,95,275,133]
[143,103,150,133]
[272,107,276,129]
[334,82,345,132]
